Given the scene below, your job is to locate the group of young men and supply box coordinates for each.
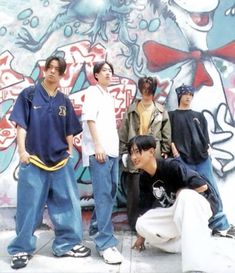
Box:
[118,75,235,273]
[8,56,234,272]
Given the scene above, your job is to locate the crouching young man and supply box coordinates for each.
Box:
[127,135,216,273]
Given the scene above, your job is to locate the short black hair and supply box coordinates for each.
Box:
[138,76,157,96]
[45,56,67,76]
[127,135,156,155]
[93,61,114,81]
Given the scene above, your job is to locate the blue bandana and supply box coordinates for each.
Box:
[175,84,195,97]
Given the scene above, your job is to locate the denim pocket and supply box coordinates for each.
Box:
[89,154,96,167]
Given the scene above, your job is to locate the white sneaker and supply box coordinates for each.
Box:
[99,247,123,264]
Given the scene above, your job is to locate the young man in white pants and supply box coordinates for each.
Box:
[127,135,216,273]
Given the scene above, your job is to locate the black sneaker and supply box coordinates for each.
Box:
[212,225,235,239]
[58,244,91,258]
[11,252,31,269]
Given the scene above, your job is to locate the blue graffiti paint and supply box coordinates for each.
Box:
[139,19,148,30]
[64,25,73,37]
[16,0,145,75]
[71,71,87,94]
[0,26,7,36]
[30,16,39,28]
[0,99,14,116]
[30,66,40,82]
[42,0,49,7]
[73,21,80,28]
[148,18,160,32]
[17,9,33,20]
[139,18,160,32]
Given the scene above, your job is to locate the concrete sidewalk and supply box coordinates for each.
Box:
[1,229,235,273]
[1,209,235,273]
[0,209,182,273]
[0,229,182,273]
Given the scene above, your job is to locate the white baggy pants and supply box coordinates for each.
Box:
[136,189,213,272]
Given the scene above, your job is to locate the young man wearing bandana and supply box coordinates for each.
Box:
[168,84,235,239]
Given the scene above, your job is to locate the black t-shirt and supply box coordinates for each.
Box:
[168,109,209,164]
[141,158,206,208]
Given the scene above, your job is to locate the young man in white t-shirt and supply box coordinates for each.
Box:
[81,61,123,264]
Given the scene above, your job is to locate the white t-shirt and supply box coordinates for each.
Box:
[81,84,119,166]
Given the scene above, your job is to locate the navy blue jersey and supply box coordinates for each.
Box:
[10,82,82,166]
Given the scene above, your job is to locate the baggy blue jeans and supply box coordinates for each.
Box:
[8,158,83,256]
[180,157,230,231]
[89,155,119,251]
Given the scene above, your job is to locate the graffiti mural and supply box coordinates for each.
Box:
[0,0,235,224]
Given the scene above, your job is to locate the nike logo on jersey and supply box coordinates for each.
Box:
[33,105,42,109]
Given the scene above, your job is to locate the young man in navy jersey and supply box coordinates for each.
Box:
[8,56,90,270]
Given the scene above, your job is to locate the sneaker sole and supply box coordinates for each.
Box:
[11,262,28,269]
[11,263,28,269]
[99,252,123,265]
[212,233,235,239]
[103,259,123,265]
[53,250,91,258]
[61,251,91,258]
[11,255,31,269]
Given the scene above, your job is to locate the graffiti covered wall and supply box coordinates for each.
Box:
[0,0,235,225]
